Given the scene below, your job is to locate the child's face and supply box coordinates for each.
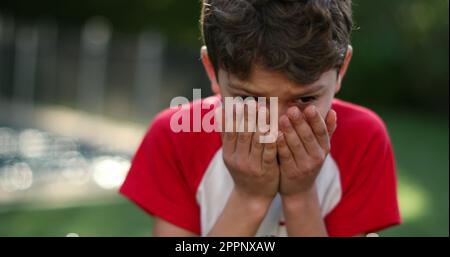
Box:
[217,66,339,120]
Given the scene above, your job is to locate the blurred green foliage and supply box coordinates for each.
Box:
[346,0,449,112]
[1,0,448,112]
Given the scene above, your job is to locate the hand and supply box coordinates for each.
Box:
[276,105,337,197]
[220,102,280,204]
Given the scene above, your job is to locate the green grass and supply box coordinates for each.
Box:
[0,199,153,237]
[0,110,448,236]
[379,110,449,236]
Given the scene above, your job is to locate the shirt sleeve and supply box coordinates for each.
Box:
[119,110,201,235]
[325,119,401,237]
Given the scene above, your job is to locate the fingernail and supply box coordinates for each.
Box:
[288,107,300,120]
[306,105,316,118]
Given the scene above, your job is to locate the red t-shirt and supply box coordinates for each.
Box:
[120,96,401,236]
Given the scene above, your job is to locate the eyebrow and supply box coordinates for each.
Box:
[293,84,327,96]
[228,81,262,96]
[228,81,248,90]
[228,81,327,97]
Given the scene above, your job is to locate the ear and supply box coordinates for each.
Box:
[201,46,220,95]
[335,45,353,93]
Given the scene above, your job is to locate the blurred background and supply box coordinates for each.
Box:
[0,0,448,236]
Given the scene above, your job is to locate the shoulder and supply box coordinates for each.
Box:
[332,98,389,137]
[330,99,394,175]
[142,95,222,181]
[331,98,391,147]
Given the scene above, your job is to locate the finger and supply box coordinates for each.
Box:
[287,106,323,157]
[325,109,337,137]
[303,105,330,151]
[235,102,253,156]
[222,105,237,156]
[250,105,264,160]
[279,114,308,165]
[235,100,245,133]
[257,104,270,144]
[276,131,297,170]
[244,98,257,133]
[262,136,278,172]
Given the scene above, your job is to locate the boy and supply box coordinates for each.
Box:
[120,0,401,236]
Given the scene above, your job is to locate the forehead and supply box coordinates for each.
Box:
[219,67,337,97]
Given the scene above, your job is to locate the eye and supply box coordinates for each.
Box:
[297,96,317,105]
[237,95,257,101]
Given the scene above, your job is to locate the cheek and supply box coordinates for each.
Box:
[218,86,232,98]
[316,97,334,118]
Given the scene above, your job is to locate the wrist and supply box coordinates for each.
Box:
[280,186,327,237]
[281,186,319,210]
[232,188,273,217]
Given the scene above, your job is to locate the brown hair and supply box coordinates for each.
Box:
[200,0,353,85]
